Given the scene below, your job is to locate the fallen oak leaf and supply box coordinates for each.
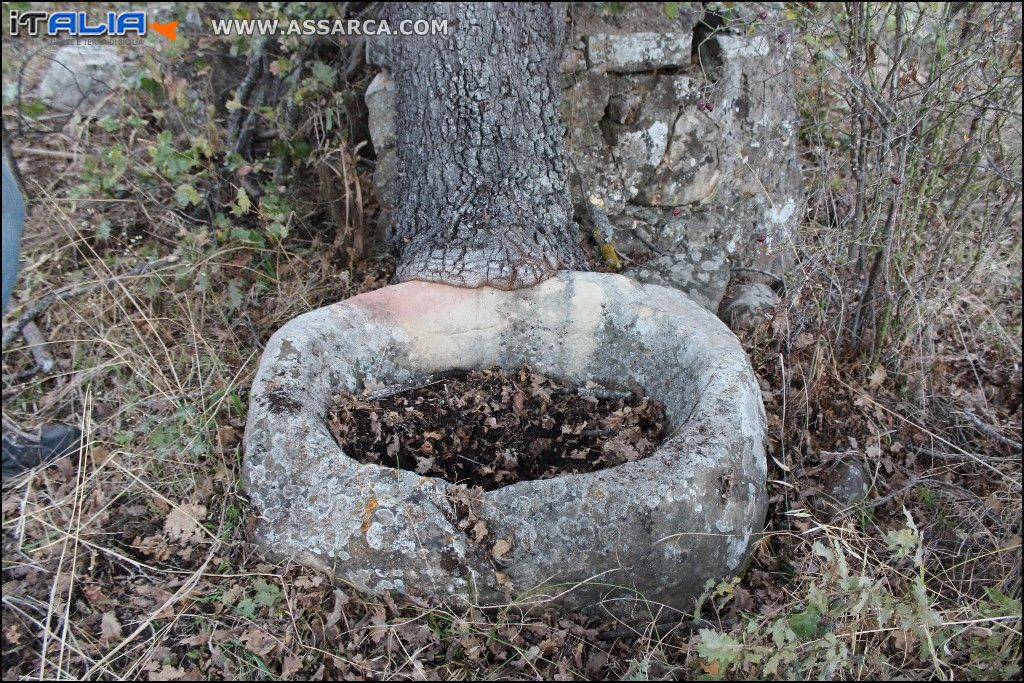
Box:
[163,503,207,543]
[148,664,187,681]
[868,364,887,390]
[100,611,122,643]
[239,626,277,656]
[280,654,303,679]
[492,538,512,559]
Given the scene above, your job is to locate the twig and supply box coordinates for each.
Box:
[599,617,729,642]
[729,267,787,293]
[960,408,1022,451]
[10,146,78,161]
[553,386,633,401]
[909,445,1018,465]
[20,321,55,373]
[2,255,178,350]
[137,390,204,410]
[630,221,669,256]
[358,369,465,401]
[862,476,925,509]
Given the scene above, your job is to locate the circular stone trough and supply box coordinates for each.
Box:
[243,271,767,614]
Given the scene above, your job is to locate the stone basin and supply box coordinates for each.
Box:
[243,271,767,614]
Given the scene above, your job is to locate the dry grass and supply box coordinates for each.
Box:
[2,2,1021,680]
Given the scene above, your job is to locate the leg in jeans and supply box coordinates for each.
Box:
[2,152,25,315]
[2,150,81,478]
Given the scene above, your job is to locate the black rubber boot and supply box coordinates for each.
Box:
[2,423,81,478]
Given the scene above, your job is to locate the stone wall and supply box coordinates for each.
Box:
[366,2,802,313]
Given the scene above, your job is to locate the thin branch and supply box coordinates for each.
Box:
[2,256,179,350]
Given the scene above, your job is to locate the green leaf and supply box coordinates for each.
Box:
[234,597,257,618]
[214,213,231,230]
[884,527,918,559]
[697,629,744,666]
[99,115,119,133]
[290,139,312,161]
[150,130,196,178]
[226,279,244,311]
[175,183,201,207]
[21,99,47,119]
[267,221,288,240]
[232,186,251,217]
[982,588,1021,617]
[664,2,679,19]
[252,579,282,608]
[788,606,821,640]
[136,76,163,98]
[311,61,336,90]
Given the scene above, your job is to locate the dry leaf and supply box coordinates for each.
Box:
[868,364,887,390]
[163,503,207,543]
[492,539,512,559]
[280,654,303,678]
[149,664,187,681]
[702,660,721,675]
[100,611,122,643]
[239,626,277,656]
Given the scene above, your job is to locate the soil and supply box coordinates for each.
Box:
[327,367,667,490]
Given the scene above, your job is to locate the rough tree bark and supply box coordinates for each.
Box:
[383,3,585,290]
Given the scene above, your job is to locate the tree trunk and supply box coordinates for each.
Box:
[384,3,584,290]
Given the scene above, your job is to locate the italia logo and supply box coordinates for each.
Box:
[9,11,178,40]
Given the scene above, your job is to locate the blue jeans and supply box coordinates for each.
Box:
[2,152,25,315]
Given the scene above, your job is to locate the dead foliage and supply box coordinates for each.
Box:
[328,367,666,490]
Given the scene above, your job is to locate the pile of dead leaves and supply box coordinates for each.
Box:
[327,367,667,490]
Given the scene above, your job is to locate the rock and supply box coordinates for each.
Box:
[635,105,721,207]
[719,283,780,331]
[625,247,730,312]
[35,45,129,115]
[810,459,872,516]
[244,271,767,615]
[566,4,802,304]
[586,32,692,73]
[561,70,610,129]
[559,46,587,74]
[365,71,397,152]
[571,2,699,55]
[365,71,398,212]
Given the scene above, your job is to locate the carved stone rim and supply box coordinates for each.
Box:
[243,271,767,614]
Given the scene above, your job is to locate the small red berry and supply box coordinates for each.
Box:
[891,174,902,185]
[777,32,787,44]
[672,207,682,217]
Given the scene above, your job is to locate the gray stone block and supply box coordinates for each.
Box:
[586,32,692,73]
[36,45,129,115]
